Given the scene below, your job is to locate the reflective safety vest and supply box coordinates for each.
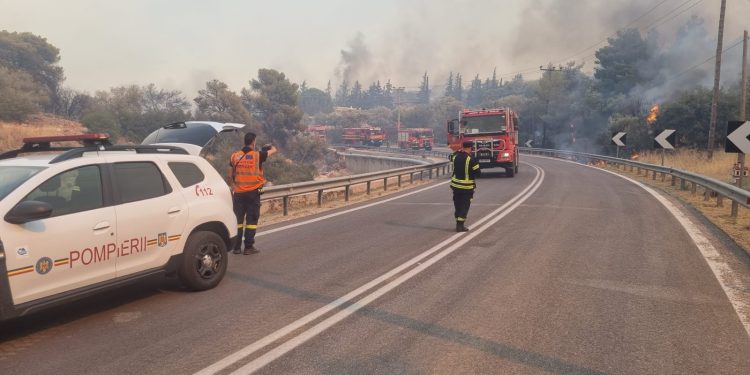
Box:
[230,150,265,192]
[450,151,479,190]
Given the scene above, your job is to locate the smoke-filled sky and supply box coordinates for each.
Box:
[1,0,749,96]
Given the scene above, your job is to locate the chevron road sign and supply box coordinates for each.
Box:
[525,140,533,148]
[611,132,626,147]
[654,129,676,150]
[726,121,750,154]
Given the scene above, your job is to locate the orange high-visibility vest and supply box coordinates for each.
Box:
[230,150,265,193]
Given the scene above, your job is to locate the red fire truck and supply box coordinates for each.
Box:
[398,128,434,150]
[306,125,333,143]
[447,108,520,177]
[341,126,385,147]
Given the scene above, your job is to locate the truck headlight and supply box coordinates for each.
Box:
[502,152,510,158]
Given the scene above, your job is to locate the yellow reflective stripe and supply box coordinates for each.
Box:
[450,182,474,189]
[456,217,466,221]
[451,177,474,184]
[472,164,480,170]
[237,224,244,228]
[464,156,470,180]
[246,225,257,229]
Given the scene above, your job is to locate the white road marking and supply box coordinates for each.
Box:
[196,164,544,375]
[529,154,750,338]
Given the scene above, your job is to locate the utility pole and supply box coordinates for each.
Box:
[707,0,727,159]
[394,86,405,143]
[539,65,562,148]
[732,30,748,218]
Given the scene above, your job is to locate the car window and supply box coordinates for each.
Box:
[0,166,45,201]
[21,165,103,217]
[168,162,205,187]
[115,162,171,203]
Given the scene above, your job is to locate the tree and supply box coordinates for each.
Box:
[0,31,65,111]
[453,73,464,101]
[445,72,454,98]
[299,87,333,115]
[242,68,304,147]
[594,29,653,98]
[335,79,349,106]
[0,66,48,121]
[81,111,120,140]
[418,72,430,104]
[466,74,484,106]
[195,79,254,125]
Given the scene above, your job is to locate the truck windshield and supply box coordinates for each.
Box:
[0,166,45,201]
[463,115,506,134]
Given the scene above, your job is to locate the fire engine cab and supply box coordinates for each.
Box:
[398,128,434,151]
[0,122,241,321]
[447,108,520,177]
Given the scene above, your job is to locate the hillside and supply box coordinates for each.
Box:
[0,114,87,151]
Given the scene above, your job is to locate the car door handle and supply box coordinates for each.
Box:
[168,207,181,214]
[93,221,111,231]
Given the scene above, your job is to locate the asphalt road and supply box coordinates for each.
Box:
[2,155,750,375]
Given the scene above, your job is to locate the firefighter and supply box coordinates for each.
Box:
[228,132,277,254]
[450,141,480,232]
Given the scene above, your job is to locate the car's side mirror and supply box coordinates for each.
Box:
[5,201,53,224]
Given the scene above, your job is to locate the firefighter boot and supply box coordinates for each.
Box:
[456,221,469,232]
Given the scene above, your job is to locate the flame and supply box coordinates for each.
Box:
[646,104,659,125]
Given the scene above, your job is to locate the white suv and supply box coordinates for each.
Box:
[0,122,242,320]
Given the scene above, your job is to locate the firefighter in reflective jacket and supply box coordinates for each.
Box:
[450,141,480,232]
[228,132,277,254]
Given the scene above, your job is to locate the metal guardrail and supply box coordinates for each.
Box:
[261,152,451,215]
[520,147,750,215]
[331,144,454,160]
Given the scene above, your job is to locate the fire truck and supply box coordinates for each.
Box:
[447,108,520,177]
[306,125,333,143]
[398,128,434,150]
[341,126,385,147]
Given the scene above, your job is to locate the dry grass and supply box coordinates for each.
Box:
[603,162,750,253]
[636,149,743,184]
[0,114,86,151]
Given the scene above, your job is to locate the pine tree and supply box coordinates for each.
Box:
[418,72,430,104]
[445,72,454,98]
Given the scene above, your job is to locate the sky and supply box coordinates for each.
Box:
[1,0,749,97]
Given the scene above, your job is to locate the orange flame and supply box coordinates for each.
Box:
[646,104,659,125]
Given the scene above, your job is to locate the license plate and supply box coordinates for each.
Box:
[479,159,491,163]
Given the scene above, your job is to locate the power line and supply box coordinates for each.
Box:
[495,0,700,78]
[672,36,743,79]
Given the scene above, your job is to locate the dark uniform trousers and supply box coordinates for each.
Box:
[452,187,473,222]
[233,189,261,249]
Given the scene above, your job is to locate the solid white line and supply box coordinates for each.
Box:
[527,154,750,338]
[195,164,544,375]
[230,165,545,374]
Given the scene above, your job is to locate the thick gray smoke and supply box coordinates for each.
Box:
[329,0,747,97]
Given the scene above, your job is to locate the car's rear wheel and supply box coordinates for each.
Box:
[178,231,227,291]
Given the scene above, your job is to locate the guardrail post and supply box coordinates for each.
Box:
[383,177,388,191]
[704,188,710,201]
[661,172,666,182]
[691,182,697,195]
[283,196,289,216]
[317,190,323,207]
[652,171,657,180]
[671,175,676,186]
[717,195,724,207]
[429,169,433,179]
[731,201,739,218]
[637,167,641,175]
[680,178,687,190]
[420,171,424,180]
[345,185,350,202]
[410,172,414,184]
[366,181,371,195]
[398,175,402,187]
